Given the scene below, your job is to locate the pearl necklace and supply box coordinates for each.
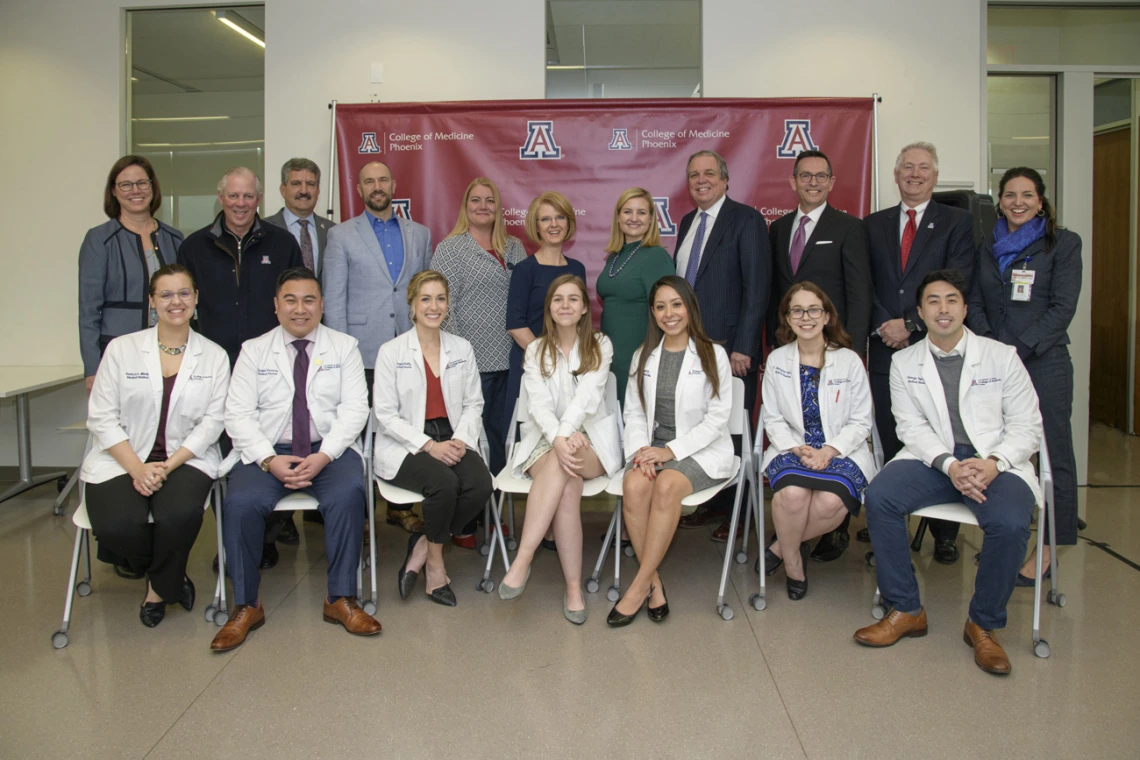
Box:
[606,240,643,278]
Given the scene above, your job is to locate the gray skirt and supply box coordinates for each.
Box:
[625,435,721,494]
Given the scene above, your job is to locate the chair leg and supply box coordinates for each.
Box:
[366,488,378,614]
[52,469,81,516]
[611,498,623,601]
[588,505,618,594]
[478,493,510,593]
[715,476,745,620]
[52,527,87,647]
[81,529,92,585]
[506,494,517,551]
[910,517,929,552]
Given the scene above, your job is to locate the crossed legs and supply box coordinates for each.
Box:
[617,468,693,614]
[771,486,847,581]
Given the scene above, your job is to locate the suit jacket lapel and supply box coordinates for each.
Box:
[695,199,732,283]
[356,213,394,285]
[797,206,832,273]
[673,213,694,262]
[883,206,903,281]
[904,203,940,278]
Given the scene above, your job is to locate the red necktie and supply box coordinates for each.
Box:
[900,209,917,272]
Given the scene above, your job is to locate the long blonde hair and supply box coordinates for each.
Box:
[536,275,604,379]
[447,177,508,256]
[605,187,662,253]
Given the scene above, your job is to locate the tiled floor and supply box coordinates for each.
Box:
[2,424,1139,759]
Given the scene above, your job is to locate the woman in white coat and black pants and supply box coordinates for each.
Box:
[611,275,733,626]
[373,270,494,607]
[497,275,621,624]
[760,282,876,600]
[83,264,230,627]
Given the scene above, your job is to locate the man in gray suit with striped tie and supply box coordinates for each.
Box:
[264,158,335,277]
[322,160,433,533]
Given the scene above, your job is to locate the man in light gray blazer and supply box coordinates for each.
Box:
[264,158,335,277]
[323,160,433,531]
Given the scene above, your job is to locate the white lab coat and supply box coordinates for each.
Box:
[623,338,734,479]
[83,327,230,484]
[510,333,621,478]
[372,328,484,480]
[760,342,877,482]
[223,323,369,472]
[889,328,1043,503]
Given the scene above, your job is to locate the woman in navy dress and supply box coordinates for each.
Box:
[505,191,586,447]
[760,283,877,600]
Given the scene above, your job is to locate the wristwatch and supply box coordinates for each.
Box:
[987,455,1008,473]
[260,455,276,473]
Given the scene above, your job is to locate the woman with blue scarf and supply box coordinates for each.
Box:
[967,167,1082,584]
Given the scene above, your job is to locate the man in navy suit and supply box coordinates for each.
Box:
[768,149,873,561]
[863,142,975,563]
[673,150,771,533]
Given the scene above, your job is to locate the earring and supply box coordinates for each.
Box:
[149,307,158,324]
[1037,209,1046,217]
[193,307,199,321]
[996,209,1003,218]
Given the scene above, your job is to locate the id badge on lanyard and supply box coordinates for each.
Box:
[1011,266,1035,302]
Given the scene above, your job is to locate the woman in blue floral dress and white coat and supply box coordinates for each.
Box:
[760,282,876,601]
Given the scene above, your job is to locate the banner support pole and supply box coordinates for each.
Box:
[327,100,338,218]
[872,93,881,212]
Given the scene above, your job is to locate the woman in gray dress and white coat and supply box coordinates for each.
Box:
[610,275,733,626]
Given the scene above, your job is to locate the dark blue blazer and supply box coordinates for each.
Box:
[673,197,771,361]
[865,201,974,373]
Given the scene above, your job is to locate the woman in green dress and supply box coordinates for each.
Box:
[596,187,675,405]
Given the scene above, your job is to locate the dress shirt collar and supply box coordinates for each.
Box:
[284,325,319,348]
[793,202,827,228]
[282,207,315,228]
[697,193,727,221]
[900,198,931,217]
[368,211,400,230]
[929,329,967,358]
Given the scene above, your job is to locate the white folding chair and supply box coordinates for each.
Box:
[584,375,634,600]
[52,480,223,649]
[210,426,378,626]
[867,423,1064,658]
[52,423,90,516]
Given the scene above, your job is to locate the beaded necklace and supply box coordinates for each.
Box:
[606,240,643,278]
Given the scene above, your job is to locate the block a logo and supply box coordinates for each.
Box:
[609,129,633,151]
[358,132,381,154]
[654,197,678,237]
[776,119,818,159]
[519,120,562,160]
[392,199,412,221]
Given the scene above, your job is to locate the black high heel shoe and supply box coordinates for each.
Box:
[786,542,811,601]
[179,576,195,612]
[398,532,424,600]
[140,583,165,628]
[648,580,669,622]
[607,585,654,627]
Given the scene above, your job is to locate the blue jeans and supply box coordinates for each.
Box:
[864,444,1034,630]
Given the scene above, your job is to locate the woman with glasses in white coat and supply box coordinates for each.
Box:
[83,263,230,627]
[373,270,494,607]
[760,282,876,601]
[610,275,733,627]
[497,275,621,624]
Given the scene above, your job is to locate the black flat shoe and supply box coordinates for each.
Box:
[810,529,849,562]
[756,539,809,577]
[856,527,872,543]
[607,586,653,628]
[647,581,669,622]
[276,517,300,545]
[398,532,424,600]
[140,600,165,628]
[786,577,808,601]
[427,582,457,607]
[933,538,960,565]
[541,538,558,551]
[259,542,279,570]
[1015,566,1051,587]
[179,576,195,612]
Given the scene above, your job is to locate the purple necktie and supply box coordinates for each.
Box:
[684,211,709,285]
[789,215,810,274]
[298,219,314,272]
[292,339,311,458]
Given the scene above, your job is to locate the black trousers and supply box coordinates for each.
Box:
[389,419,493,544]
[1024,346,1079,545]
[86,466,212,602]
[869,337,958,543]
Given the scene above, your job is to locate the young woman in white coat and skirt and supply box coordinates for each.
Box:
[372,270,494,607]
[611,275,734,626]
[497,275,622,624]
[83,264,231,627]
[760,282,876,600]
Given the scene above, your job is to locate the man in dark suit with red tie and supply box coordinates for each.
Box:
[863,142,975,563]
[673,149,771,534]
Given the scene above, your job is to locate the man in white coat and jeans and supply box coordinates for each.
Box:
[855,269,1043,675]
[211,268,379,651]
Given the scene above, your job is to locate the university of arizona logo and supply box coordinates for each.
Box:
[358,132,381,154]
[776,119,818,158]
[654,197,677,236]
[608,129,633,151]
[519,121,562,160]
[392,199,412,220]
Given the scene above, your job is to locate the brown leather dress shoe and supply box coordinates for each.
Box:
[386,508,424,533]
[854,608,928,647]
[679,503,717,529]
[963,620,1011,675]
[323,597,382,636]
[210,604,265,652]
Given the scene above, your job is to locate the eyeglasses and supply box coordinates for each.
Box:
[116,179,152,192]
[157,289,193,303]
[788,306,825,319]
[796,172,832,183]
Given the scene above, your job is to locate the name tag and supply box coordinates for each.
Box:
[125,371,149,380]
[826,378,850,386]
[906,375,925,385]
[688,368,704,376]
[971,377,1002,387]
[189,374,213,381]
[257,368,279,377]
[446,358,466,369]
[396,361,413,370]
[1011,269,1036,285]
[771,366,792,379]
[318,363,341,372]
[1011,270,1034,301]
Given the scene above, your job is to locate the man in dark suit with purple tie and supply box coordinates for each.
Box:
[863,142,975,564]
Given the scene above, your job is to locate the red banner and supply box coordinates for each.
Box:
[334,98,873,299]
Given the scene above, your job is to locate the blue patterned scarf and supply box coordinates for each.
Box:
[992,215,1045,274]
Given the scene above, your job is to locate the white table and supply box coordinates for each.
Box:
[0,366,85,503]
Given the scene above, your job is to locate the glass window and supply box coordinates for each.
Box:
[545,0,701,98]
[128,6,265,234]
[986,75,1056,200]
[988,5,1140,67]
